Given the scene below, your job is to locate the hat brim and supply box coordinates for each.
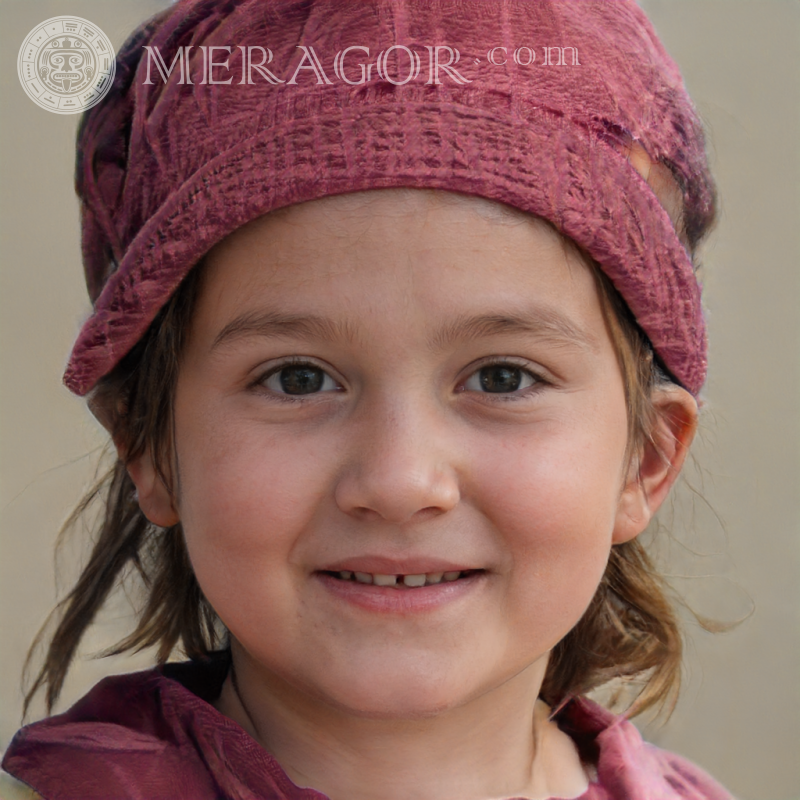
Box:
[64,100,704,396]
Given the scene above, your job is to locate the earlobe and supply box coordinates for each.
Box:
[612,386,699,544]
[126,450,180,528]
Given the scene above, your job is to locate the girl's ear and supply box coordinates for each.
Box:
[612,386,699,544]
[87,392,180,527]
[126,450,180,528]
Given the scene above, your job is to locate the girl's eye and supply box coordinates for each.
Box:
[261,363,339,396]
[463,363,539,394]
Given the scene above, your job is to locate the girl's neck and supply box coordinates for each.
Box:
[214,647,589,800]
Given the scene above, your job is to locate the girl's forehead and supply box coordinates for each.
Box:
[197,189,603,344]
[209,188,562,266]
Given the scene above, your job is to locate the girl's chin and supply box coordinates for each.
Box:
[233,636,490,713]
[291,660,514,722]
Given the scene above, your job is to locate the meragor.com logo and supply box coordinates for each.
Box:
[17,16,115,114]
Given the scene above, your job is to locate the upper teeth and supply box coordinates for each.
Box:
[338,570,464,587]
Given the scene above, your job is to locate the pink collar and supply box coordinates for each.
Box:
[3,658,731,800]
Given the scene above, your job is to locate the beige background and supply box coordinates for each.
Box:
[1,1,798,798]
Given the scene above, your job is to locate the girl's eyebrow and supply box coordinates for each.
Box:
[429,309,598,354]
[210,308,598,353]
[211,311,361,350]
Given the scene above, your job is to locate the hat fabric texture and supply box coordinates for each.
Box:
[66,0,715,397]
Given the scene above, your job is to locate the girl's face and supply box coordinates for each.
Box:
[157,190,643,717]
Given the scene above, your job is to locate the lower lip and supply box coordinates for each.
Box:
[315,571,485,614]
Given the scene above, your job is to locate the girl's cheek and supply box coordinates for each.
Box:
[177,420,308,534]
[473,429,621,532]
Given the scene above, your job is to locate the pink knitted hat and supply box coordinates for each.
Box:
[65,0,715,396]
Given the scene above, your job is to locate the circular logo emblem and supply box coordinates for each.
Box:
[17,16,116,114]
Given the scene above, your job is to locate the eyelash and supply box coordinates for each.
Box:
[252,357,547,403]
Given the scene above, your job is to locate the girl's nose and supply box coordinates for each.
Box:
[333,401,461,525]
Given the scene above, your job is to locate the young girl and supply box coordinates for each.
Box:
[2,0,733,797]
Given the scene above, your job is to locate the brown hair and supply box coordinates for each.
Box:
[23,195,714,721]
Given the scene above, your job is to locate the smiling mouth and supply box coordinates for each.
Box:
[322,569,481,588]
